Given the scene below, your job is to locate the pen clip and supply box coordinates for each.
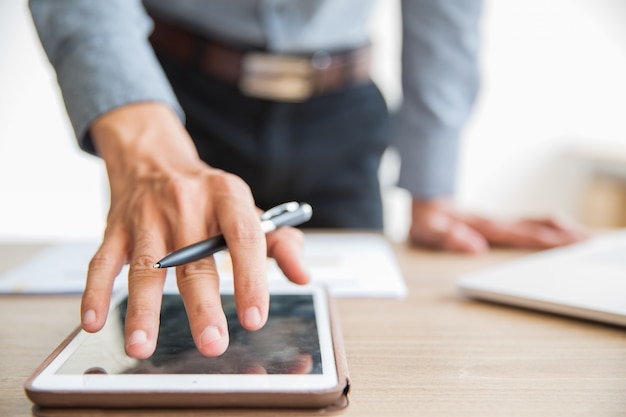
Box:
[261,201,301,221]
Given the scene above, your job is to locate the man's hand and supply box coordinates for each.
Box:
[409,197,588,254]
[80,102,309,359]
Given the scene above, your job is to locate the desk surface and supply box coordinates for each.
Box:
[1,241,625,417]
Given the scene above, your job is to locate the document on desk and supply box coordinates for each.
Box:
[0,233,407,298]
[0,242,105,294]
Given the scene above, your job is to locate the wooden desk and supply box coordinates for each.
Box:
[1,242,625,416]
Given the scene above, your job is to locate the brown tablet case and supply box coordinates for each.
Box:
[25,293,350,412]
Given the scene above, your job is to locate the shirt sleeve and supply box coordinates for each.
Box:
[394,0,482,198]
[29,0,184,155]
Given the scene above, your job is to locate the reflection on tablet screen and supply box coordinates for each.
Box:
[56,294,322,376]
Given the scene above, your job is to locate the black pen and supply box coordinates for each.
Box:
[153,202,313,269]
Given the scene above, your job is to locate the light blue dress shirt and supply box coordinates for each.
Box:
[29,0,481,199]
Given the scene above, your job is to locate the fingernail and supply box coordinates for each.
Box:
[82,309,96,326]
[127,329,148,347]
[244,306,262,329]
[200,326,222,346]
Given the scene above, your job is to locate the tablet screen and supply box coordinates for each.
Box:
[56,293,322,376]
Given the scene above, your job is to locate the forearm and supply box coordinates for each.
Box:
[396,0,482,198]
[29,0,184,154]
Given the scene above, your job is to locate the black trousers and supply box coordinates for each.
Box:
[157,53,391,229]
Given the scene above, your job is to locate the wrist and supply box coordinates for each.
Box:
[412,196,454,213]
[90,102,201,179]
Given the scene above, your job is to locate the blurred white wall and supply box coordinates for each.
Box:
[0,1,106,241]
[1,0,625,242]
[457,0,626,219]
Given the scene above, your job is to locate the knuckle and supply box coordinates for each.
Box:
[188,299,222,319]
[126,300,156,321]
[209,172,252,197]
[230,224,264,246]
[176,262,220,286]
[88,251,117,273]
[237,277,268,295]
[129,253,158,271]
[163,176,197,206]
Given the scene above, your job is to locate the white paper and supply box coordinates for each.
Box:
[0,233,406,298]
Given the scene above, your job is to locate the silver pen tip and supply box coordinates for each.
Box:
[153,263,161,269]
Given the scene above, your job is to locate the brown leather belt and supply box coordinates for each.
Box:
[149,16,371,102]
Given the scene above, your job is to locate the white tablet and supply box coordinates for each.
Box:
[25,284,349,409]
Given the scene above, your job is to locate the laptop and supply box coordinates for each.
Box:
[457,229,626,327]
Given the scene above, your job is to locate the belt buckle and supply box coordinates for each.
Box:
[240,52,314,102]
